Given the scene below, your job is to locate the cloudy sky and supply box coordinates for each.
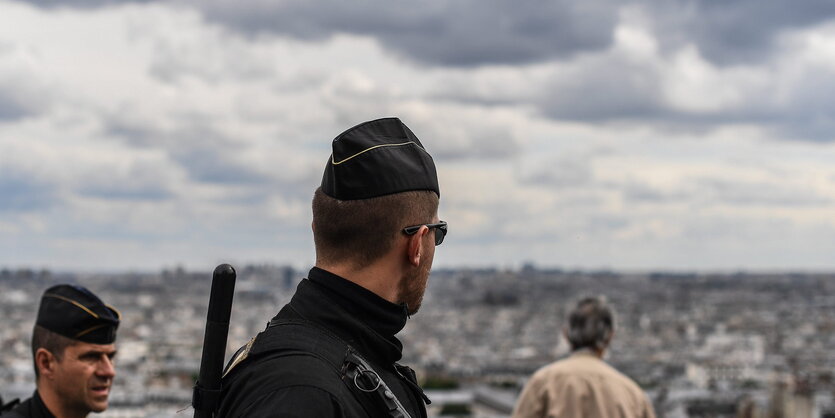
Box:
[2,0,835,272]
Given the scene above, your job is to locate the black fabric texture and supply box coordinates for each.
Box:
[36,284,119,344]
[3,392,55,418]
[0,396,19,415]
[218,268,428,418]
[321,117,439,200]
[306,267,409,362]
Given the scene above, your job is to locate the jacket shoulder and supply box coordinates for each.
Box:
[220,353,364,417]
[2,397,30,418]
[219,321,374,418]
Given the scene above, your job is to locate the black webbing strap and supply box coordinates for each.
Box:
[343,349,412,418]
[192,385,222,413]
[263,319,413,418]
[0,398,21,418]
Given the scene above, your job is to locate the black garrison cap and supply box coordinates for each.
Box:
[36,284,120,344]
[321,117,439,200]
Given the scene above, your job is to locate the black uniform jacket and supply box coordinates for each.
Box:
[218,267,429,418]
[3,392,54,418]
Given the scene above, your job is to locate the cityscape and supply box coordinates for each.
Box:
[2,265,835,417]
[4,2,835,418]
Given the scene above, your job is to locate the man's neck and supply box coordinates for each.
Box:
[315,260,401,304]
[36,387,86,418]
[572,347,606,359]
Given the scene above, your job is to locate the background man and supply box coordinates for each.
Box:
[512,297,655,418]
[218,117,445,417]
[5,284,120,418]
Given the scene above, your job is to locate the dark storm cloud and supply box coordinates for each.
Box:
[642,0,835,65]
[13,0,835,142]
[13,0,613,66]
[188,0,619,67]
[193,0,835,68]
[12,0,835,68]
[527,51,834,140]
[12,0,153,7]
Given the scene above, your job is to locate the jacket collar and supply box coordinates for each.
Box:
[33,390,56,418]
[287,267,409,364]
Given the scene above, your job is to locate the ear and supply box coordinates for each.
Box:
[35,348,56,379]
[406,226,429,267]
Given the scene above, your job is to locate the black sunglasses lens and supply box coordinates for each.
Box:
[434,227,445,245]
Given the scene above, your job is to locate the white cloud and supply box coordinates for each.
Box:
[2,0,835,271]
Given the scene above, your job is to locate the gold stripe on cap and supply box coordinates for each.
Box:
[331,141,424,165]
[75,323,107,338]
[106,304,122,320]
[43,294,99,318]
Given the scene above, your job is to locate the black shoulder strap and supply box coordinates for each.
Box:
[341,346,414,418]
[270,319,415,418]
[223,319,350,377]
[225,318,414,418]
[0,398,21,418]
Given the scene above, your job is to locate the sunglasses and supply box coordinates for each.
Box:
[403,221,448,246]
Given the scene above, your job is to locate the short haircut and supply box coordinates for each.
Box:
[312,187,439,268]
[31,324,77,378]
[565,297,615,351]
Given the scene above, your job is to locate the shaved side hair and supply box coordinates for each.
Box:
[31,325,77,378]
[312,187,438,269]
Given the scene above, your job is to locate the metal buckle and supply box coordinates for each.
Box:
[353,369,382,393]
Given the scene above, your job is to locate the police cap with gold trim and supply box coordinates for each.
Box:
[321,117,439,200]
[36,284,120,344]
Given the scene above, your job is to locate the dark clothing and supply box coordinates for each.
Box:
[3,392,55,418]
[218,268,429,418]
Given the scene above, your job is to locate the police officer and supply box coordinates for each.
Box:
[218,117,445,417]
[4,285,120,418]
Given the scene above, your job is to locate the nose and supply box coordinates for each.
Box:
[97,355,116,379]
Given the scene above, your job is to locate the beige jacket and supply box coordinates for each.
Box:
[512,351,656,418]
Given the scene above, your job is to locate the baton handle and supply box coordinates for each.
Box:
[193,264,236,418]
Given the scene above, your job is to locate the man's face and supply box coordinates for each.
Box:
[50,342,117,415]
[399,214,439,315]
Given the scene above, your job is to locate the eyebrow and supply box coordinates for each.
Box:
[78,349,118,358]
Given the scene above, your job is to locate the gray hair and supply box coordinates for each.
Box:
[565,297,614,351]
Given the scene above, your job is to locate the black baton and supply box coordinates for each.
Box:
[193,264,236,418]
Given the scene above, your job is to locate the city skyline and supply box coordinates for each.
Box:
[2,266,833,416]
[2,1,835,272]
